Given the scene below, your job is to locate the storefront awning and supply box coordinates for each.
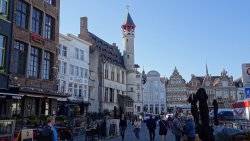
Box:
[19,87,71,99]
[57,100,91,105]
[0,87,23,99]
[117,94,134,107]
[0,92,23,99]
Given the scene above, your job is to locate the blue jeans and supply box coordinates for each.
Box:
[134,128,140,140]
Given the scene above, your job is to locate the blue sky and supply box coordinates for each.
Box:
[60,0,250,81]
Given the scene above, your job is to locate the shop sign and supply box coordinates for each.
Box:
[31,33,44,45]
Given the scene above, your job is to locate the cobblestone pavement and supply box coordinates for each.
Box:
[103,121,176,141]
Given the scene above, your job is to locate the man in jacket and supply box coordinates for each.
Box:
[172,113,183,141]
[146,115,156,141]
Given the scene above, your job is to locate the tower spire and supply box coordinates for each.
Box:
[206,62,209,76]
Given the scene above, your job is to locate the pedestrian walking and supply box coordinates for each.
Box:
[133,116,141,140]
[105,115,111,137]
[146,115,156,141]
[172,113,183,141]
[183,115,196,141]
[39,117,58,141]
[159,115,168,141]
[119,113,127,141]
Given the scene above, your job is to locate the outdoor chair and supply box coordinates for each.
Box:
[85,128,102,141]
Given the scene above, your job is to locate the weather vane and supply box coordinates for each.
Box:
[126,4,130,12]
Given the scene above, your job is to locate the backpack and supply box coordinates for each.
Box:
[39,125,54,141]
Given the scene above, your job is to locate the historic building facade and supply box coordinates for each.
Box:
[166,67,188,112]
[187,66,237,108]
[142,70,167,115]
[213,69,236,108]
[187,65,219,106]
[7,0,68,118]
[78,12,138,114]
[57,33,90,115]
[78,17,129,113]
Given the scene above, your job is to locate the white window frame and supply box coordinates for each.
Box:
[0,0,8,18]
[70,65,74,75]
[61,62,66,74]
[62,45,67,57]
[75,66,79,76]
[75,48,79,59]
[68,83,73,94]
[80,50,84,61]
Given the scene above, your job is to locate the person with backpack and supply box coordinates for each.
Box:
[159,115,168,141]
[183,115,196,141]
[40,118,58,141]
[146,115,156,141]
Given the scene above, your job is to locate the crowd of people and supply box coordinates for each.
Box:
[119,112,196,141]
[34,112,196,141]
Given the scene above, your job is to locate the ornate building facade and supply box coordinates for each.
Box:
[187,66,237,108]
[166,67,188,112]
[78,11,137,114]
[213,69,236,108]
[142,70,166,115]
[187,65,219,106]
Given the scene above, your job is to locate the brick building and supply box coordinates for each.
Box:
[1,0,68,118]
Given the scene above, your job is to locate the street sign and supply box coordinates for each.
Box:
[245,88,250,98]
[242,63,250,87]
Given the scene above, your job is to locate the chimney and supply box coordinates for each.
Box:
[112,43,116,47]
[80,17,88,34]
